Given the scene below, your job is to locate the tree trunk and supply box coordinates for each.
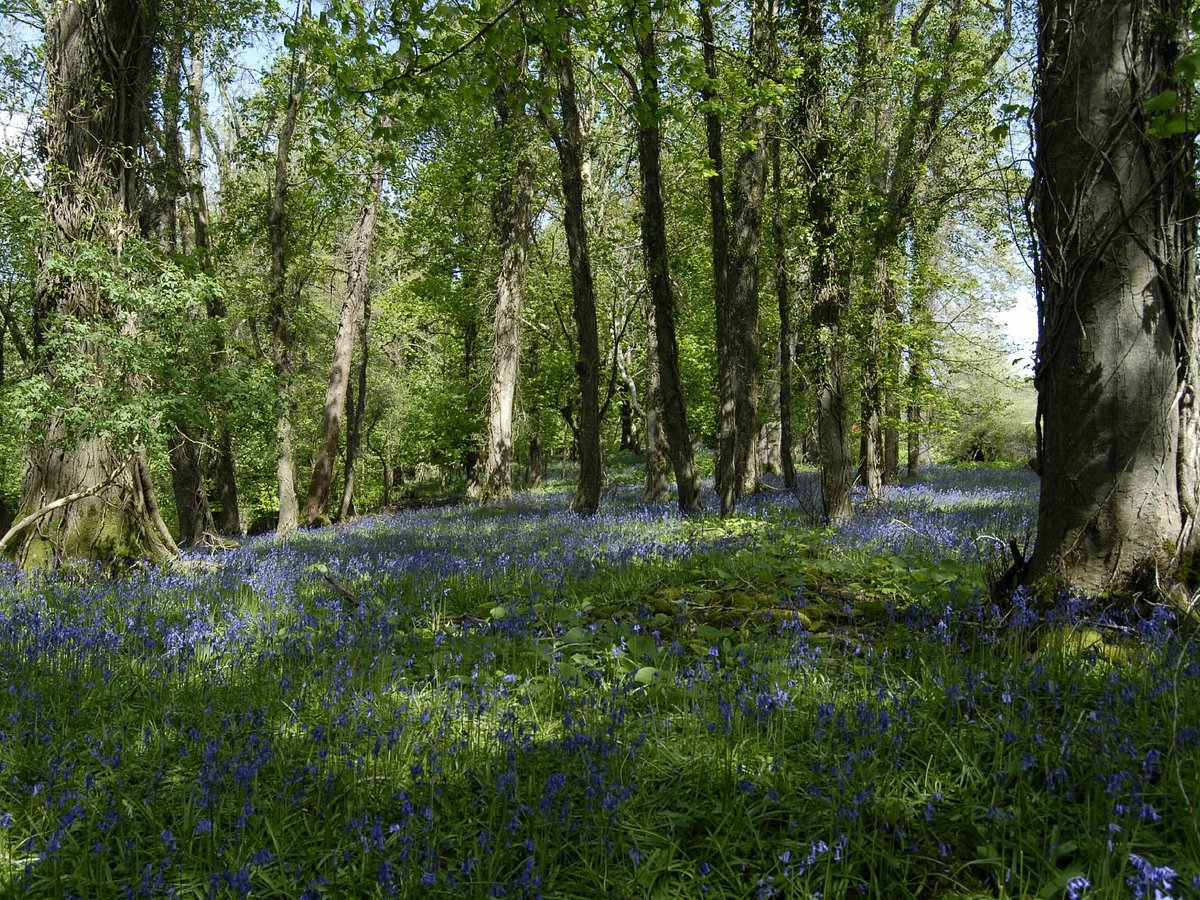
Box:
[640,299,669,502]
[10,0,171,568]
[339,290,371,521]
[699,0,737,515]
[549,15,603,515]
[169,426,216,547]
[725,0,776,509]
[267,0,309,534]
[303,163,384,524]
[528,334,544,488]
[797,0,853,524]
[632,0,701,515]
[905,226,935,477]
[479,106,536,503]
[861,271,886,501]
[1028,0,1197,592]
[770,136,796,489]
[187,47,241,534]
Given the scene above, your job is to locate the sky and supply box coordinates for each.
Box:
[996,288,1038,365]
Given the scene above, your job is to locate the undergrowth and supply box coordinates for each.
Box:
[0,467,1196,898]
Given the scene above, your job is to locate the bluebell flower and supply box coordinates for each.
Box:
[1065,875,1090,899]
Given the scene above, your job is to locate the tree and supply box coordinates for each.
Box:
[769,134,796,489]
[6,0,175,567]
[724,0,777,507]
[630,0,702,515]
[478,51,537,503]
[697,0,736,513]
[543,7,604,515]
[1027,0,1197,592]
[793,0,854,525]
[302,161,384,524]
[266,0,310,534]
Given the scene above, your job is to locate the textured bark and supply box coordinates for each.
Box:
[639,303,669,502]
[11,0,171,568]
[725,0,776,509]
[632,0,701,515]
[528,334,544,488]
[770,137,796,490]
[549,16,603,515]
[796,0,853,524]
[861,263,887,501]
[479,101,536,503]
[339,291,371,521]
[303,163,384,524]
[698,0,737,514]
[169,426,216,547]
[1028,0,1197,591]
[267,0,309,534]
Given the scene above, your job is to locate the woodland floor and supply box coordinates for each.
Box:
[0,462,1197,898]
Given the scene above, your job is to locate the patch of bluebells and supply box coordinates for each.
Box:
[0,468,1197,896]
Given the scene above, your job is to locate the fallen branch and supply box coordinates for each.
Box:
[0,477,116,556]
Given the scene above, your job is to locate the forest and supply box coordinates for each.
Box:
[0,0,1198,896]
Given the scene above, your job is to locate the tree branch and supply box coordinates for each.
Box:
[0,477,118,556]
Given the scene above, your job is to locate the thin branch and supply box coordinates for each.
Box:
[0,476,118,556]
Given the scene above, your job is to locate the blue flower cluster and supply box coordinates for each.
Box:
[0,466,1195,898]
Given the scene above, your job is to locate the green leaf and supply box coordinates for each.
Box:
[489,605,507,620]
[633,666,661,685]
[1177,52,1200,81]
[1146,89,1179,112]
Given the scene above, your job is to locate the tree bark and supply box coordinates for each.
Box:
[169,426,216,546]
[725,0,776,508]
[639,302,669,502]
[339,290,372,521]
[267,0,310,534]
[479,96,536,503]
[1028,0,1197,592]
[10,0,171,568]
[303,163,384,524]
[632,0,701,515]
[698,0,736,514]
[770,136,796,489]
[796,0,853,524]
[548,13,603,515]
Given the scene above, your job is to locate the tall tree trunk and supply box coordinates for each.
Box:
[725,0,776,507]
[640,298,669,502]
[339,290,371,521]
[479,103,536,503]
[528,334,544,488]
[9,0,172,568]
[906,227,934,476]
[699,0,736,513]
[861,262,886,501]
[632,0,701,515]
[797,0,853,524]
[303,163,384,524]
[1028,0,1197,592]
[267,0,310,534]
[770,136,796,489]
[187,47,241,533]
[159,34,219,547]
[548,14,603,515]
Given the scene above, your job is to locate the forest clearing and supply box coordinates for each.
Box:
[1,463,1197,898]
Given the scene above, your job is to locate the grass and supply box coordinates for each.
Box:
[0,465,1197,898]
